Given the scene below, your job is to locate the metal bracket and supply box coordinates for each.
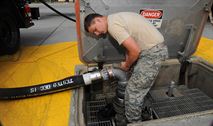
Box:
[178,24,197,61]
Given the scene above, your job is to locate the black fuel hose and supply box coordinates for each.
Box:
[38,0,76,22]
[0,75,84,100]
[0,68,111,100]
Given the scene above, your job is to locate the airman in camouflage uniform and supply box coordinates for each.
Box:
[84,12,168,123]
[125,43,168,122]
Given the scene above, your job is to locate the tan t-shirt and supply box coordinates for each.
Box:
[107,12,164,51]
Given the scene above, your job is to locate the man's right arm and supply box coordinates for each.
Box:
[120,36,140,71]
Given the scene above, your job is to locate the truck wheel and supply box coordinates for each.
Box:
[0,13,20,55]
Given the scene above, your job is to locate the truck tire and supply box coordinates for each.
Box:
[211,5,213,24]
[0,12,20,55]
[210,5,213,24]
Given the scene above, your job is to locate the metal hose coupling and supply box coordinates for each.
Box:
[82,68,113,85]
[82,67,126,85]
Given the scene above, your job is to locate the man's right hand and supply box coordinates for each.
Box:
[120,62,130,71]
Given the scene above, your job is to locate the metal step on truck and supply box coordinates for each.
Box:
[0,0,34,55]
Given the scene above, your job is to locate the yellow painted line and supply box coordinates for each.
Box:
[0,42,82,126]
[194,37,213,64]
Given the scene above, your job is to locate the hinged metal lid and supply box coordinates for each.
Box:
[75,0,213,64]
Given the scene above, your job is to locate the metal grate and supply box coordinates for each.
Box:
[151,87,213,118]
[86,98,113,126]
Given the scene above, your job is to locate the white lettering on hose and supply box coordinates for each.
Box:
[40,84,51,91]
[53,78,74,88]
[30,87,37,93]
[29,78,74,93]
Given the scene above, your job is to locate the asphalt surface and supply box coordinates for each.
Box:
[20,2,213,46]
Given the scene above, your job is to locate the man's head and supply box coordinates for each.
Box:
[84,13,108,36]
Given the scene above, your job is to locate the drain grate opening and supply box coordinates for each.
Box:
[86,98,113,126]
[88,121,113,126]
[150,87,213,118]
[85,86,213,125]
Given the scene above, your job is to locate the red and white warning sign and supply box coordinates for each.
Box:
[140,9,163,28]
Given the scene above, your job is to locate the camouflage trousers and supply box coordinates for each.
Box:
[125,43,168,122]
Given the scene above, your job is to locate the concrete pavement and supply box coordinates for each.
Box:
[20,2,213,47]
[20,2,77,46]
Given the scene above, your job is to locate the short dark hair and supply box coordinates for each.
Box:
[84,13,103,32]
